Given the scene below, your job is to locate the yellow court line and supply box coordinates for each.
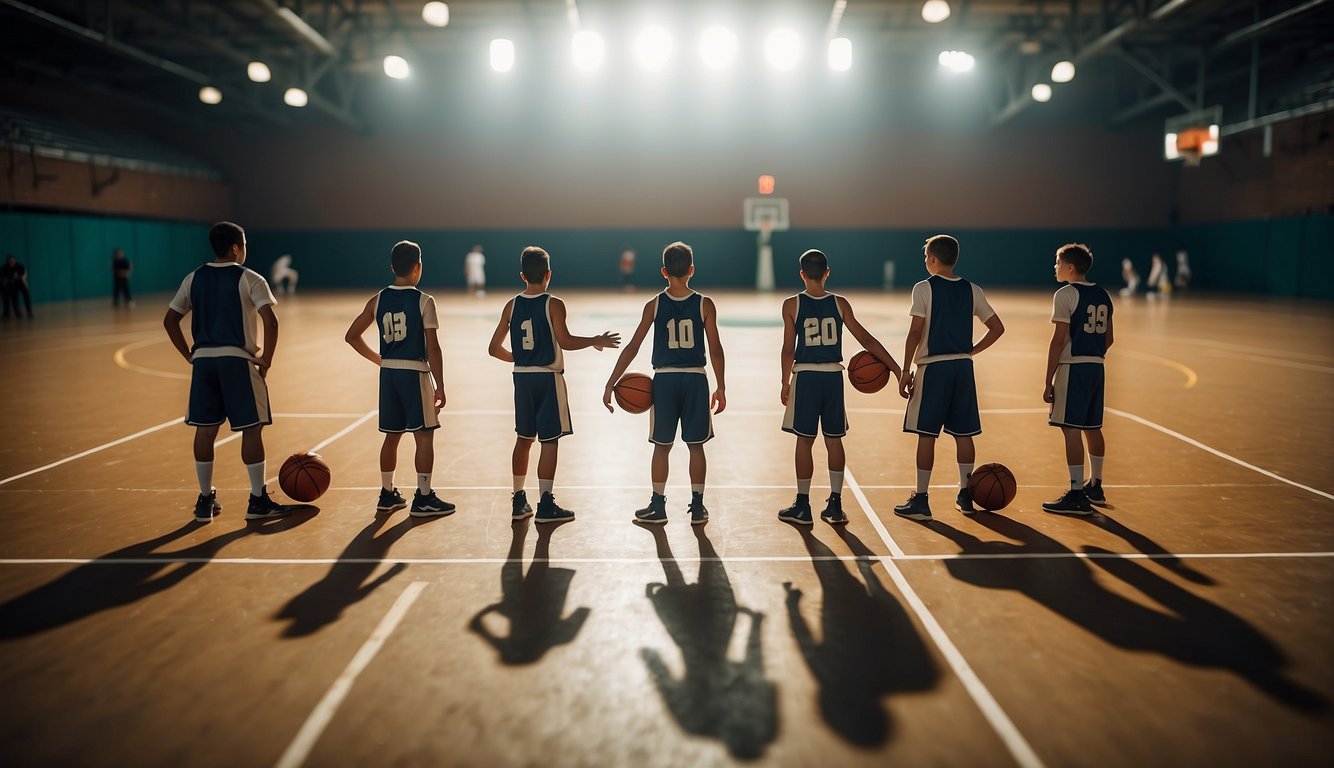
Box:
[1118,349,1198,389]
[113,337,191,381]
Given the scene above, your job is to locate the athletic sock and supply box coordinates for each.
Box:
[690,483,703,496]
[195,461,213,495]
[797,478,812,496]
[1068,465,1083,490]
[539,478,554,495]
[829,471,844,495]
[512,475,525,493]
[1089,455,1104,481]
[959,463,974,490]
[381,472,394,491]
[417,473,431,494]
[915,469,931,494]
[652,482,666,496]
[245,461,265,497]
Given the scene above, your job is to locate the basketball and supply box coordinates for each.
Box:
[614,371,653,414]
[968,463,1017,511]
[279,452,331,502]
[848,350,891,393]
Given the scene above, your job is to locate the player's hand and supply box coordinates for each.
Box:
[711,388,727,414]
[1042,383,1054,404]
[594,332,621,350]
[603,384,615,413]
[898,368,914,399]
[255,357,272,379]
[434,388,446,411]
[780,383,790,406]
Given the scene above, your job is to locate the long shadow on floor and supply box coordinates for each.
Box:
[469,520,589,665]
[923,513,1327,712]
[639,524,778,761]
[784,526,938,748]
[0,509,318,639]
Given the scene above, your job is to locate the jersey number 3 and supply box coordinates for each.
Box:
[666,318,695,349]
[803,317,838,346]
[1082,305,1109,334]
[381,312,407,343]
[519,319,536,350]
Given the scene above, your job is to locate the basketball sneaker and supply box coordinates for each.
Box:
[1042,489,1095,516]
[688,492,709,525]
[1083,479,1109,508]
[634,493,668,525]
[893,492,932,521]
[246,488,293,520]
[819,493,847,525]
[536,492,574,523]
[955,488,979,515]
[376,487,407,513]
[410,490,456,518]
[778,495,813,525]
[511,490,534,520]
[193,490,222,523]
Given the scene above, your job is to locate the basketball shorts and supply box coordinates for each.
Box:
[187,356,272,431]
[379,368,440,433]
[902,358,981,437]
[1049,362,1104,430]
[650,371,713,445]
[782,370,848,438]
[513,371,572,442]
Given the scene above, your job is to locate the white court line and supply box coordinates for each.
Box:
[1204,349,1334,375]
[0,418,181,487]
[274,580,428,768]
[267,410,378,486]
[1108,408,1334,502]
[846,466,1045,768]
[845,469,905,558]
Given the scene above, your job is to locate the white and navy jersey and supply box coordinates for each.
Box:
[169,261,277,361]
[908,275,995,365]
[376,285,439,372]
[510,293,564,372]
[793,291,844,370]
[652,291,707,370]
[1052,282,1112,364]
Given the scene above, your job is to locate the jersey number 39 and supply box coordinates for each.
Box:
[1082,305,1109,334]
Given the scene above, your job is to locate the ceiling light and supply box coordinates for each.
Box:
[421,2,449,28]
[698,26,737,70]
[1051,60,1075,83]
[198,86,222,104]
[635,26,673,72]
[572,30,605,71]
[247,61,271,83]
[490,39,514,72]
[283,87,308,107]
[383,55,410,79]
[828,38,852,72]
[1031,83,1052,102]
[922,1,951,23]
[764,29,801,71]
[938,50,975,73]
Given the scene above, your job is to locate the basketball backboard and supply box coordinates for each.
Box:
[1164,106,1222,166]
[743,197,790,232]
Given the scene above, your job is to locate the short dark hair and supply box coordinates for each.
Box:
[662,241,693,278]
[799,249,828,279]
[521,246,550,283]
[391,240,422,276]
[1057,243,1093,275]
[923,234,959,266]
[208,221,245,259]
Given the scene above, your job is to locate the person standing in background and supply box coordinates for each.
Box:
[1145,252,1170,299]
[1174,249,1192,292]
[619,247,636,293]
[1119,257,1140,298]
[271,254,298,295]
[1,255,33,320]
[466,244,486,297]
[112,248,134,307]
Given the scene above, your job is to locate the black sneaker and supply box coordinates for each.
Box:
[246,488,293,520]
[819,493,847,525]
[955,488,979,515]
[635,493,668,525]
[535,492,574,523]
[1083,479,1109,508]
[688,492,709,525]
[893,492,932,521]
[511,490,534,520]
[778,495,813,525]
[376,487,407,513]
[193,490,222,523]
[411,490,456,518]
[1042,489,1095,516]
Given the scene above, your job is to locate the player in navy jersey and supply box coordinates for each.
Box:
[163,221,291,522]
[488,246,620,523]
[345,240,453,518]
[603,241,727,525]
[778,249,902,525]
[895,234,1006,521]
[1042,243,1114,515]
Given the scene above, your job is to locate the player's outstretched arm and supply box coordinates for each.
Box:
[602,299,656,412]
[256,305,279,378]
[163,308,192,364]
[549,297,621,352]
[900,315,924,399]
[703,297,726,414]
[971,314,1005,357]
[779,297,797,405]
[426,327,445,410]
[1043,320,1068,404]
[838,297,903,379]
[344,296,382,366]
[488,300,515,363]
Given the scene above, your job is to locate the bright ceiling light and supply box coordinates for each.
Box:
[764,29,801,71]
[1051,60,1075,83]
[198,86,222,105]
[572,30,605,71]
[421,2,449,27]
[1031,83,1052,102]
[383,55,410,79]
[698,26,737,70]
[828,37,852,71]
[922,0,952,23]
[635,26,673,71]
[938,50,975,73]
[490,39,514,72]
[283,87,308,107]
[247,61,271,83]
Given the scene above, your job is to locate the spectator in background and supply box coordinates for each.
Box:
[1119,257,1140,297]
[112,248,134,307]
[271,254,299,295]
[1174,249,1192,292]
[466,244,486,297]
[1146,252,1170,299]
[1,255,33,320]
[619,247,636,293]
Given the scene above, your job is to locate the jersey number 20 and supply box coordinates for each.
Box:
[381,312,407,343]
[803,317,838,346]
[666,318,695,349]
[1082,305,1109,334]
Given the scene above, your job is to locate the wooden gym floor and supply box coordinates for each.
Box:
[0,287,1331,767]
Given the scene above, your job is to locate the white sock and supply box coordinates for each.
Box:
[691,483,703,495]
[959,463,974,490]
[195,461,213,495]
[916,469,931,494]
[829,471,844,495]
[1068,465,1083,489]
[652,482,665,496]
[797,478,812,496]
[1089,455,1104,481]
[539,478,554,495]
[513,475,525,493]
[381,472,394,491]
[417,473,431,494]
[245,461,265,496]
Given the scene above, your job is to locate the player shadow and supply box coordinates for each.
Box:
[0,509,318,640]
[1083,510,1214,585]
[638,524,778,761]
[921,514,1327,712]
[783,526,938,748]
[275,511,446,638]
[468,519,590,665]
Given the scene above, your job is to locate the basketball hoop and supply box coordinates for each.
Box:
[1164,108,1221,166]
[1176,127,1208,167]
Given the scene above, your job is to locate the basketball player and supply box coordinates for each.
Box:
[778,249,902,525]
[344,240,454,518]
[602,241,727,525]
[487,246,620,522]
[466,244,486,297]
[162,221,292,522]
[271,254,298,295]
[1042,243,1114,515]
[895,234,1005,521]
[111,248,133,307]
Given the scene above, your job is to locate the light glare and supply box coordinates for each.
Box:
[829,38,852,71]
[698,26,737,70]
[635,26,673,71]
[938,50,975,73]
[247,61,271,83]
[765,29,801,71]
[490,39,514,72]
[1051,60,1075,83]
[1031,83,1052,102]
[283,87,308,107]
[922,0,952,23]
[421,2,449,27]
[198,86,222,105]
[383,55,410,79]
[572,30,605,71]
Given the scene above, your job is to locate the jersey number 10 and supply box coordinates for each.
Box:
[381,312,407,343]
[1082,305,1109,334]
[666,318,695,349]
[803,317,838,346]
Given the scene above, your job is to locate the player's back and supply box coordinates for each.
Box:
[793,292,843,366]
[652,291,706,369]
[186,262,270,355]
[510,292,563,370]
[1056,282,1113,362]
[913,275,992,363]
[376,285,434,369]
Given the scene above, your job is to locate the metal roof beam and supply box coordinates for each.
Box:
[1214,0,1332,51]
[254,0,338,56]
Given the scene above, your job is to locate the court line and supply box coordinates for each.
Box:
[845,468,1044,768]
[274,580,427,768]
[1107,408,1334,501]
[1117,350,1198,388]
[1204,349,1334,375]
[113,337,191,380]
[266,410,378,485]
[0,418,181,487]
[845,469,905,558]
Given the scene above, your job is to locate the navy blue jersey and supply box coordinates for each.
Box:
[793,292,843,365]
[652,291,706,369]
[169,262,276,359]
[910,275,995,364]
[377,286,437,365]
[1052,282,1112,362]
[511,293,562,369]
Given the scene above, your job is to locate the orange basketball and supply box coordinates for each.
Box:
[967,463,1017,511]
[279,452,331,502]
[848,350,891,393]
[614,371,653,414]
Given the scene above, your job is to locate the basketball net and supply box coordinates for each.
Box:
[1181,148,1202,167]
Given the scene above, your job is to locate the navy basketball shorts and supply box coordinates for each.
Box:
[1049,362,1105,430]
[379,368,440,433]
[513,371,572,442]
[782,370,848,438]
[187,356,272,431]
[902,358,981,438]
[650,371,714,445]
